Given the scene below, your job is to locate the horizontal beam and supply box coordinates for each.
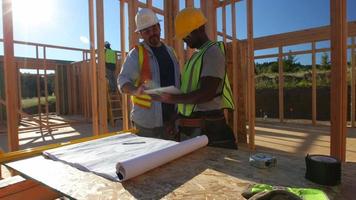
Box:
[250,21,356,50]
[216,0,243,8]
[0,39,87,52]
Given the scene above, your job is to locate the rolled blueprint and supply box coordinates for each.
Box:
[43,133,208,182]
[116,135,208,181]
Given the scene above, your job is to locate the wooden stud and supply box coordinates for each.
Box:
[351,37,355,127]
[55,65,60,115]
[247,0,255,149]
[35,46,43,137]
[311,42,317,125]
[231,2,247,143]
[17,66,22,112]
[120,0,130,130]
[200,0,217,40]
[330,0,347,161]
[2,0,19,151]
[96,0,107,134]
[88,0,99,135]
[185,0,193,8]
[278,46,284,122]
[43,47,50,132]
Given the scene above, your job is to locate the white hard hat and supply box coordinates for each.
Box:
[135,8,160,32]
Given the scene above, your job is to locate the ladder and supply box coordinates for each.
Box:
[107,90,122,127]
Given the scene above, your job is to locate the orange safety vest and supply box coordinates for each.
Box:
[131,45,152,109]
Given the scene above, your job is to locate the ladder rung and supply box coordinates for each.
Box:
[110,99,121,102]
[112,108,121,111]
[113,117,122,120]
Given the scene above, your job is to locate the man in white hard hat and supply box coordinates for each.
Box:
[118,8,180,140]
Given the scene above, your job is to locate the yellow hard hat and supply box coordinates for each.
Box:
[175,8,207,39]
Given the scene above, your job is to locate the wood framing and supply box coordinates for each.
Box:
[246,0,255,149]
[200,0,217,40]
[2,0,19,151]
[351,37,355,127]
[120,0,130,130]
[330,0,347,161]
[311,42,317,125]
[96,0,108,134]
[88,0,99,135]
[231,2,247,143]
[251,21,356,50]
[278,46,284,122]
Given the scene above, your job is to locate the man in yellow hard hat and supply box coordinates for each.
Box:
[154,8,236,149]
[118,8,180,139]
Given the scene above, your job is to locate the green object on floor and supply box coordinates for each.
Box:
[242,184,329,200]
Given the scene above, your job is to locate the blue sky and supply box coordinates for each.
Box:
[0,0,355,67]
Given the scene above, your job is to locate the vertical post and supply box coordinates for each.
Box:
[17,66,22,112]
[278,46,284,122]
[351,37,355,127]
[2,0,19,151]
[128,0,138,45]
[55,65,60,115]
[147,0,152,8]
[164,0,179,48]
[222,3,226,43]
[36,46,43,135]
[312,42,317,125]
[200,0,217,40]
[183,0,195,60]
[330,0,347,161]
[96,0,108,134]
[120,0,130,130]
[43,47,50,132]
[231,2,247,143]
[247,0,255,149]
[88,0,99,135]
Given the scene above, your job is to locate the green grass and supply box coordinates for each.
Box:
[21,96,56,109]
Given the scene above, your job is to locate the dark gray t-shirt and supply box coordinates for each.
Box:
[150,45,176,122]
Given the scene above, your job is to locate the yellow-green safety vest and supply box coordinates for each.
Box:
[178,41,235,117]
[131,45,152,109]
[105,49,117,64]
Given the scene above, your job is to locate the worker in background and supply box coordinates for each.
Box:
[118,8,180,139]
[153,8,237,149]
[105,41,118,93]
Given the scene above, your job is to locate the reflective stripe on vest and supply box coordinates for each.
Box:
[131,44,152,109]
[178,41,235,117]
[105,49,116,64]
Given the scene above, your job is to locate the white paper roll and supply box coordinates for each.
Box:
[116,135,208,181]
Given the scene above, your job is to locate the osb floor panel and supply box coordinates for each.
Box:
[5,146,355,200]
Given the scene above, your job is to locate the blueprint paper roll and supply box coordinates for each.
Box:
[43,133,208,182]
[116,135,208,181]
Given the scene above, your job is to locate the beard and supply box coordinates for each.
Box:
[148,34,160,46]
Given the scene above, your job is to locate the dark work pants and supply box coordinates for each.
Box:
[179,110,237,149]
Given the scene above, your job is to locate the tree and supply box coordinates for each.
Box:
[320,52,330,70]
[283,51,297,72]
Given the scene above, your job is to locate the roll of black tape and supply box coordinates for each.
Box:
[305,154,341,186]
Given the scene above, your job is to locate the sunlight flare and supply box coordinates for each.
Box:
[12,0,54,27]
